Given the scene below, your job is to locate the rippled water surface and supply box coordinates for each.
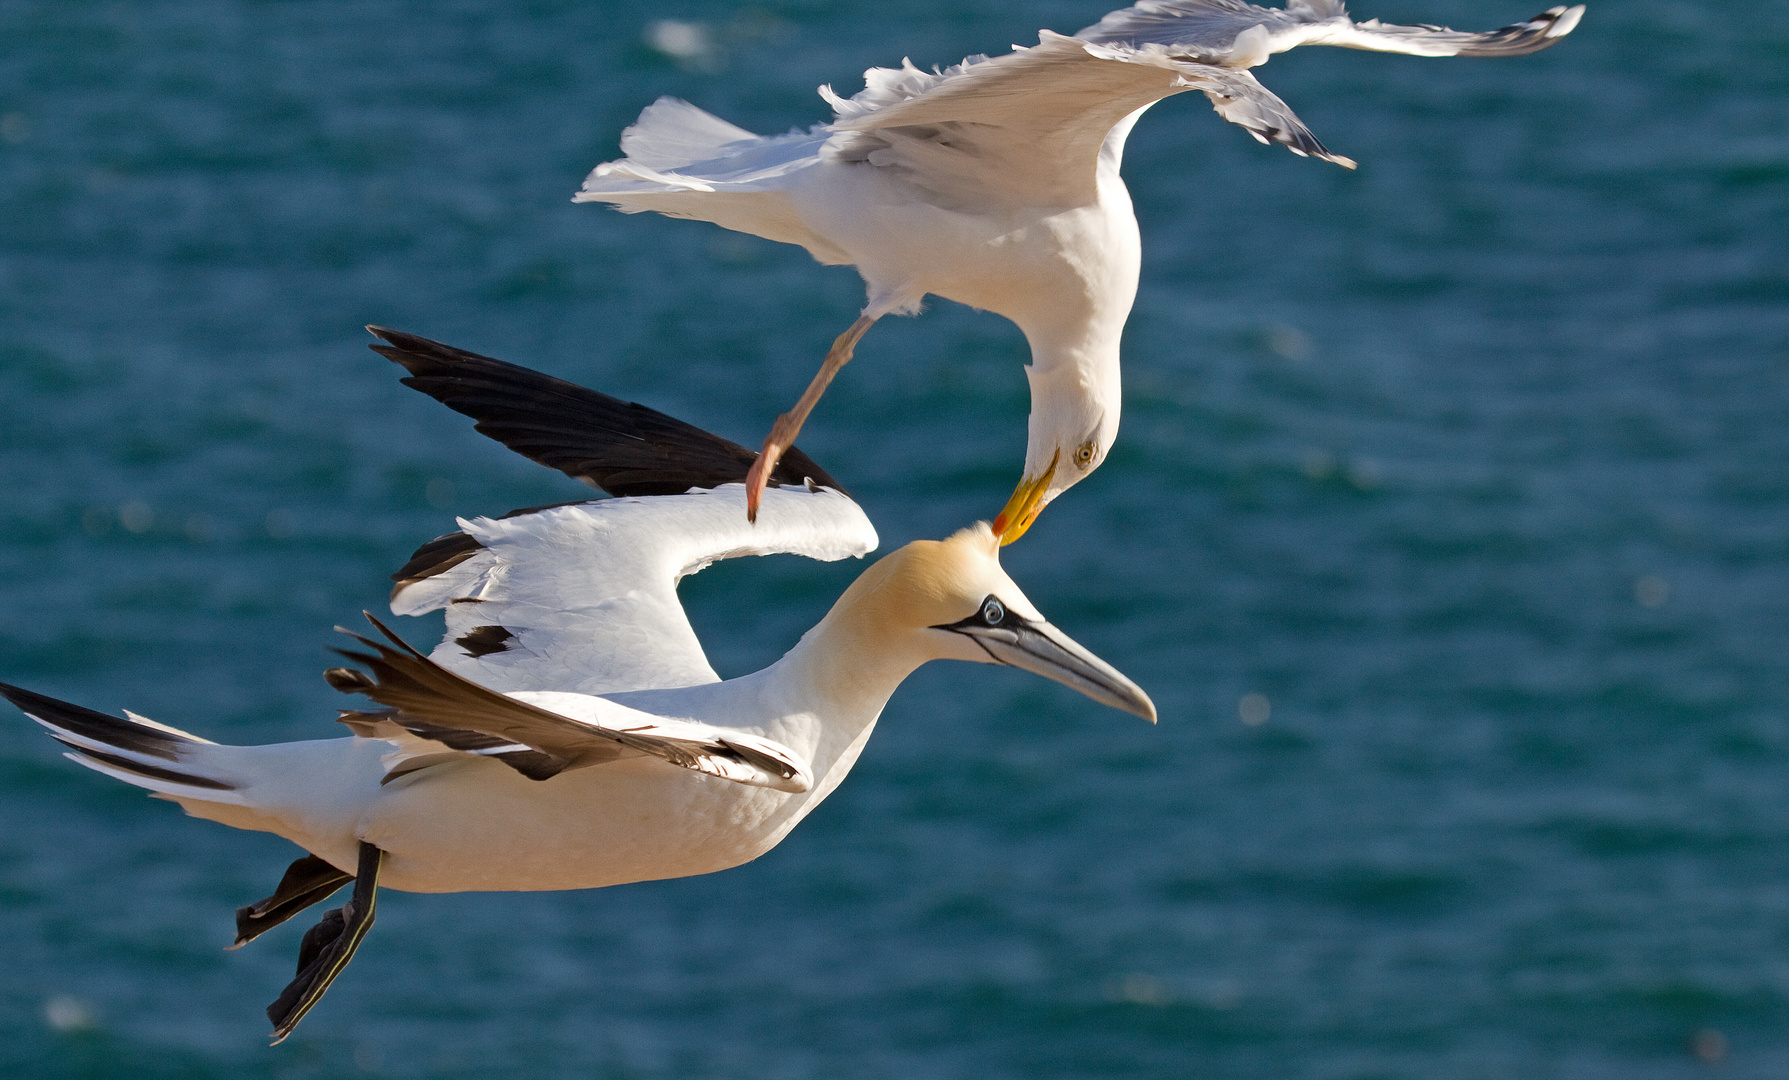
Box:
[2,1,1787,1077]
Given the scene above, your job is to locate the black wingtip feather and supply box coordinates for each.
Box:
[362,612,429,658]
[366,327,849,497]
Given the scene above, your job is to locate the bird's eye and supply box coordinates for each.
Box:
[1075,442,1096,467]
[981,598,1006,625]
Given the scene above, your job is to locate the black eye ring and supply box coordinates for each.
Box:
[982,598,1006,625]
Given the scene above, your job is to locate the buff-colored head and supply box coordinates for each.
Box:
[833,523,1155,721]
[839,522,1037,626]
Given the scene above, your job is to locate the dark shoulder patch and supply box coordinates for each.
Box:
[390,531,484,595]
[455,625,514,658]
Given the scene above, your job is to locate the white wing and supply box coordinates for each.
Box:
[1075,0,1348,54]
[367,328,879,698]
[580,4,1581,219]
[821,30,1353,207]
[390,485,875,697]
[594,3,1584,216]
[577,25,1346,218]
[1077,2,1585,60]
[828,4,1580,190]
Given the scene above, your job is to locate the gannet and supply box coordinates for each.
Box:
[577,2,1585,539]
[1,328,1155,1043]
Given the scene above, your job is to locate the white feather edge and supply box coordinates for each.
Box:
[31,715,252,805]
[392,485,877,618]
[509,689,815,793]
[352,703,812,793]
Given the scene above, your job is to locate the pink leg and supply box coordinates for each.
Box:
[745,314,877,522]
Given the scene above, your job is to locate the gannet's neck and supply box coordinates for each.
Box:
[769,557,935,729]
[607,555,938,788]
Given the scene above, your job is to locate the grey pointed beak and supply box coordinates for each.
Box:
[943,611,1157,723]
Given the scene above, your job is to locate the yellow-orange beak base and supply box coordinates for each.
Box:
[991,452,1057,546]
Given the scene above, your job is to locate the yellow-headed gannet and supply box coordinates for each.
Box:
[577,2,1584,539]
[1,329,1155,1043]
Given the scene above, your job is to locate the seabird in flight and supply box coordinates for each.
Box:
[577,2,1584,539]
[1,328,1155,1042]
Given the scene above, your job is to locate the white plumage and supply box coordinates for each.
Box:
[2,330,1155,1042]
[23,484,1150,891]
[577,1,1585,539]
[392,484,878,696]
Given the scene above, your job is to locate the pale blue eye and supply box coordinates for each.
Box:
[983,599,1005,625]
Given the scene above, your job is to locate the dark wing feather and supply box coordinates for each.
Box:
[0,681,193,761]
[367,327,845,497]
[332,614,812,791]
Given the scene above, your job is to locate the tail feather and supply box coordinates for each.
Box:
[575,99,840,259]
[0,681,208,758]
[48,738,234,791]
[615,97,758,170]
[1,681,243,803]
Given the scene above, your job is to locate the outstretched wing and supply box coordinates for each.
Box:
[1077,2,1584,60]
[332,617,812,792]
[370,326,845,496]
[821,33,1267,208]
[390,488,874,696]
[826,3,1583,198]
[375,329,877,697]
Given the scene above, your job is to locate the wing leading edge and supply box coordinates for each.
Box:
[374,330,877,698]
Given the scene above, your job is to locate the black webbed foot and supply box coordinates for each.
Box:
[233,854,354,949]
[265,842,384,1044]
[291,906,347,972]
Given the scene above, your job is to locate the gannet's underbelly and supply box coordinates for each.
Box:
[350,756,809,893]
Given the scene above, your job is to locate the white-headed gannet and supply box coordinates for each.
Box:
[1,328,1155,1043]
[576,2,1585,539]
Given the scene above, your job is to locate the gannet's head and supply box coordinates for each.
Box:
[849,522,1155,721]
[993,363,1121,545]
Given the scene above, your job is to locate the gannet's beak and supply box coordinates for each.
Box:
[991,450,1057,546]
[935,598,1157,723]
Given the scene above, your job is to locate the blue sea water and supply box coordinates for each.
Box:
[1,0,1787,1076]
